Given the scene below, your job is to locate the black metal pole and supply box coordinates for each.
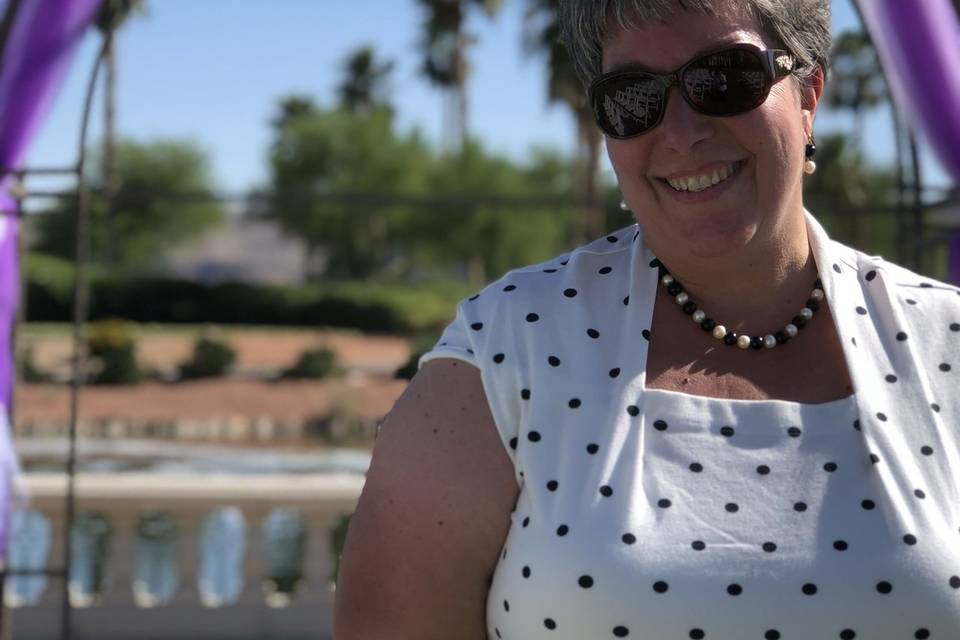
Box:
[61,33,108,640]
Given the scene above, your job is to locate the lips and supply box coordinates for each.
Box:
[662,160,745,193]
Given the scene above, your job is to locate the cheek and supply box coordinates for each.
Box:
[606,140,655,194]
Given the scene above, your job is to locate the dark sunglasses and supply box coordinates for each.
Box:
[589,44,795,139]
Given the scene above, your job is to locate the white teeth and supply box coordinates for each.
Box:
[666,162,739,193]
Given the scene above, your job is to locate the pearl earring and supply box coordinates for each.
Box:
[620,199,630,211]
[803,135,817,175]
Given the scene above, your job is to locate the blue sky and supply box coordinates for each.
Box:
[25,0,951,196]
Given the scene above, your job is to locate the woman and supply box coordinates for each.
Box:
[334,1,960,638]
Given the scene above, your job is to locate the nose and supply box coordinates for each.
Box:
[657,86,714,154]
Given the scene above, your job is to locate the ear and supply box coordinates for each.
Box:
[800,65,825,136]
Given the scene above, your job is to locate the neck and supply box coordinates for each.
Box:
[655,210,818,336]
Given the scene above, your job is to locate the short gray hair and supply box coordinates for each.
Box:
[558,0,831,91]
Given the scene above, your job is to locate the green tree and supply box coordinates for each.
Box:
[523,0,605,243]
[336,46,395,113]
[264,96,433,280]
[33,139,224,271]
[417,0,502,150]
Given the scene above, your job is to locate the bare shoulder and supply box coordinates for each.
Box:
[333,357,519,640]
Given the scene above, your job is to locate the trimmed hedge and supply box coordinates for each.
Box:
[24,254,471,335]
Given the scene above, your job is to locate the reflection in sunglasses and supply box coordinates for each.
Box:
[602,84,663,137]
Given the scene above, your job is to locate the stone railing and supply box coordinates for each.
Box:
[6,472,364,640]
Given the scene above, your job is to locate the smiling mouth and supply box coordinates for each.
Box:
[661,160,746,193]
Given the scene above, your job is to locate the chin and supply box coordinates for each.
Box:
[676,222,758,261]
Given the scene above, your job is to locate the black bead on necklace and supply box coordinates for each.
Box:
[650,258,824,350]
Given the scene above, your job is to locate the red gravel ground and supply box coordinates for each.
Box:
[14,329,413,428]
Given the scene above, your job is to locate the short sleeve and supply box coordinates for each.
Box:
[418,289,524,486]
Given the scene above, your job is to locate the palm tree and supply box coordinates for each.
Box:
[417,0,502,151]
[823,29,889,247]
[523,0,604,243]
[94,0,144,265]
[336,46,395,113]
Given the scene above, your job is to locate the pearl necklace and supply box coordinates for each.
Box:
[652,259,825,350]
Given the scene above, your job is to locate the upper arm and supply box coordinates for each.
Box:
[333,358,519,640]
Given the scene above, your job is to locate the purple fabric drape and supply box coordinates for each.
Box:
[0,0,102,553]
[856,0,960,284]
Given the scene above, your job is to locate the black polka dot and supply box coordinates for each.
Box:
[527,431,541,442]
[834,540,848,551]
[607,235,618,243]
[920,282,933,288]
[865,270,877,281]
[876,581,892,594]
[931,403,941,412]
[547,480,558,491]
[543,268,556,273]
[727,583,742,595]
[824,462,838,472]
[885,374,897,382]
[939,362,952,372]
[622,533,636,544]
[623,296,630,306]
[762,542,777,552]
[509,437,517,450]
[503,284,516,292]
[840,629,855,639]
[548,356,560,367]
[600,485,614,497]
[851,336,858,346]
[521,388,530,400]
[876,412,888,422]
[526,313,540,322]
[757,465,770,475]
[720,425,735,437]
[903,534,917,545]
[471,322,483,331]
[468,294,480,301]
[896,331,908,341]
[690,629,705,639]
[627,405,639,416]
[787,426,802,437]
[522,516,530,527]
[544,618,556,630]
[641,329,650,340]
[949,576,960,589]
[765,631,781,640]
[587,328,600,338]
[556,524,568,536]
[599,266,613,275]
[578,575,594,588]
[862,499,876,510]
[493,353,505,363]
[653,419,668,431]
[833,264,842,273]
[915,488,926,499]
[503,600,509,611]
[856,306,868,315]
[586,443,599,454]
[802,583,818,595]
[951,322,960,332]
[608,367,621,378]
[495,628,501,638]
[657,498,671,508]
[915,629,930,639]
[563,288,578,298]
[652,581,668,593]
[725,502,739,513]
[869,453,880,464]
[921,445,934,456]
[853,419,861,431]
[794,502,808,512]
[692,540,706,550]
[906,298,917,305]
[568,398,581,409]
[613,626,630,637]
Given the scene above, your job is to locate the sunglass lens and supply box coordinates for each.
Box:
[682,49,768,115]
[592,75,664,138]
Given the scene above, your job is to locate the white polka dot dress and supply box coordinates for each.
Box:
[419,211,960,639]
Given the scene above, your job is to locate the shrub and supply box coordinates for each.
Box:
[282,347,337,380]
[394,332,441,380]
[86,319,141,385]
[179,331,236,379]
